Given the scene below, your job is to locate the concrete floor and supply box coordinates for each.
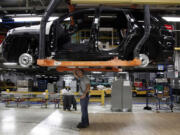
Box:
[81,113,180,135]
[0,97,180,135]
[0,106,80,135]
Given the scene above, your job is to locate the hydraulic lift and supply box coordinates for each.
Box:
[37,0,179,68]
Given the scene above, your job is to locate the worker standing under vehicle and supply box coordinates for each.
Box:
[74,69,90,128]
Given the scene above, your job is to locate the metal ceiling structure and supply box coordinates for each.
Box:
[71,0,180,12]
[0,0,68,16]
[71,0,180,5]
[0,0,179,16]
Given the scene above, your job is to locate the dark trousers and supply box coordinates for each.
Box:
[63,95,77,110]
[80,96,89,125]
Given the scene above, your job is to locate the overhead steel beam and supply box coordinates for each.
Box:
[0,6,67,12]
[0,0,25,6]
[26,0,29,13]
[71,0,180,5]
[39,0,45,7]
[0,6,45,11]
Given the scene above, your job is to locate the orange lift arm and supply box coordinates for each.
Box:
[37,57,141,67]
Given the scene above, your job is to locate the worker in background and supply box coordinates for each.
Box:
[62,87,77,111]
[62,87,71,111]
[67,87,77,111]
[74,69,90,128]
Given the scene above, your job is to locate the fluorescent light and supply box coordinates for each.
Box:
[0,16,58,23]
[88,16,116,18]
[64,17,70,21]
[49,17,59,21]
[6,14,36,17]
[13,17,41,22]
[162,17,180,22]
[12,16,58,22]
[118,72,128,74]
[3,62,17,66]
[92,71,102,74]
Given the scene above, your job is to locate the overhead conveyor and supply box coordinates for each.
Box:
[71,0,180,5]
[37,0,175,68]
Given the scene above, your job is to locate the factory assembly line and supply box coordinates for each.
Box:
[0,0,175,69]
[0,0,180,135]
[37,0,175,68]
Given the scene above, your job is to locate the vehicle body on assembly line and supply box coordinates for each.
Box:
[0,7,175,68]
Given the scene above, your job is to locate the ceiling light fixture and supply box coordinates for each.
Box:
[6,14,37,17]
[88,16,116,18]
[12,16,58,22]
[64,17,70,21]
[92,71,102,74]
[3,62,17,66]
[162,17,180,22]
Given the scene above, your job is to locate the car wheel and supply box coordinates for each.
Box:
[19,53,33,68]
[139,54,149,67]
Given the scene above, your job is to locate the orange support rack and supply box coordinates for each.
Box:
[37,57,142,67]
[56,67,122,72]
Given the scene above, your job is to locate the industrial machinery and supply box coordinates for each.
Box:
[154,78,174,112]
[111,72,132,112]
